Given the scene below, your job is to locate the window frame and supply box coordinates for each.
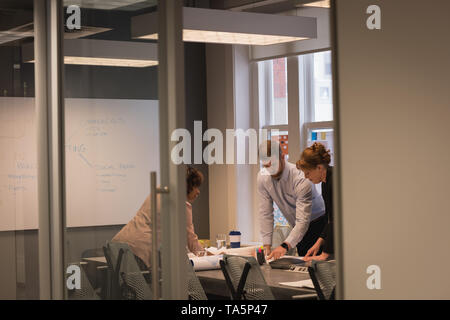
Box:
[299,51,334,153]
[258,50,334,161]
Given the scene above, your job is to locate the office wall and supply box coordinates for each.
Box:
[205,43,260,244]
[205,44,238,240]
[184,43,210,239]
[233,45,260,243]
[334,0,450,299]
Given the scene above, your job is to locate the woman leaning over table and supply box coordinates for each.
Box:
[296,142,334,261]
[112,166,205,270]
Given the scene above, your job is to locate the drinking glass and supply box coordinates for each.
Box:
[216,234,227,249]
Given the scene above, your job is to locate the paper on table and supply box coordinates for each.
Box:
[189,255,223,271]
[205,246,258,257]
[205,247,227,255]
[281,255,305,260]
[224,246,257,257]
[279,279,315,289]
[244,242,263,247]
[187,252,196,259]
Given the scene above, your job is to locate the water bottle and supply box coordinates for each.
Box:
[229,230,241,248]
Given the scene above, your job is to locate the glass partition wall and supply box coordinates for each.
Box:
[0,0,187,300]
[0,0,39,299]
[60,0,187,300]
[61,1,161,300]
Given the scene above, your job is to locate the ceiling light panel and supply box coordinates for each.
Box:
[139,29,307,46]
[64,56,157,67]
[300,0,331,8]
[183,30,307,46]
[23,39,158,67]
[63,0,153,10]
[132,7,317,46]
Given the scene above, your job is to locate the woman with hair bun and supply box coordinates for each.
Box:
[296,142,334,261]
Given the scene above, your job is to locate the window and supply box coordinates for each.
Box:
[259,51,334,154]
[273,203,288,227]
[300,50,334,164]
[257,51,334,227]
[258,57,288,128]
[270,131,289,161]
[258,58,289,227]
[307,128,334,166]
[313,51,333,122]
[305,127,335,167]
[271,58,288,126]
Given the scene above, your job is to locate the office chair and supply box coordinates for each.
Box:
[66,262,100,300]
[307,260,336,300]
[103,241,153,300]
[220,254,274,300]
[80,247,107,296]
[186,256,208,300]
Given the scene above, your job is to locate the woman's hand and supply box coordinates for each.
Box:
[303,251,330,262]
[303,238,324,259]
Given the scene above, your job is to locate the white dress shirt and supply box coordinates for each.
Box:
[257,161,325,248]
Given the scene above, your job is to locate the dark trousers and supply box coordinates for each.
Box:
[296,214,327,256]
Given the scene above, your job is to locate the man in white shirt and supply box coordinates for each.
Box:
[258,140,326,260]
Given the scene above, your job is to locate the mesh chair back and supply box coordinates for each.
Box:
[80,247,106,291]
[222,254,274,300]
[308,260,336,300]
[186,256,208,300]
[106,241,152,300]
[66,262,99,300]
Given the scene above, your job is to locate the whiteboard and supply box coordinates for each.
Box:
[65,98,159,227]
[0,97,160,230]
[0,98,38,231]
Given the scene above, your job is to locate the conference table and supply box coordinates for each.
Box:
[82,255,317,300]
[196,263,316,300]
